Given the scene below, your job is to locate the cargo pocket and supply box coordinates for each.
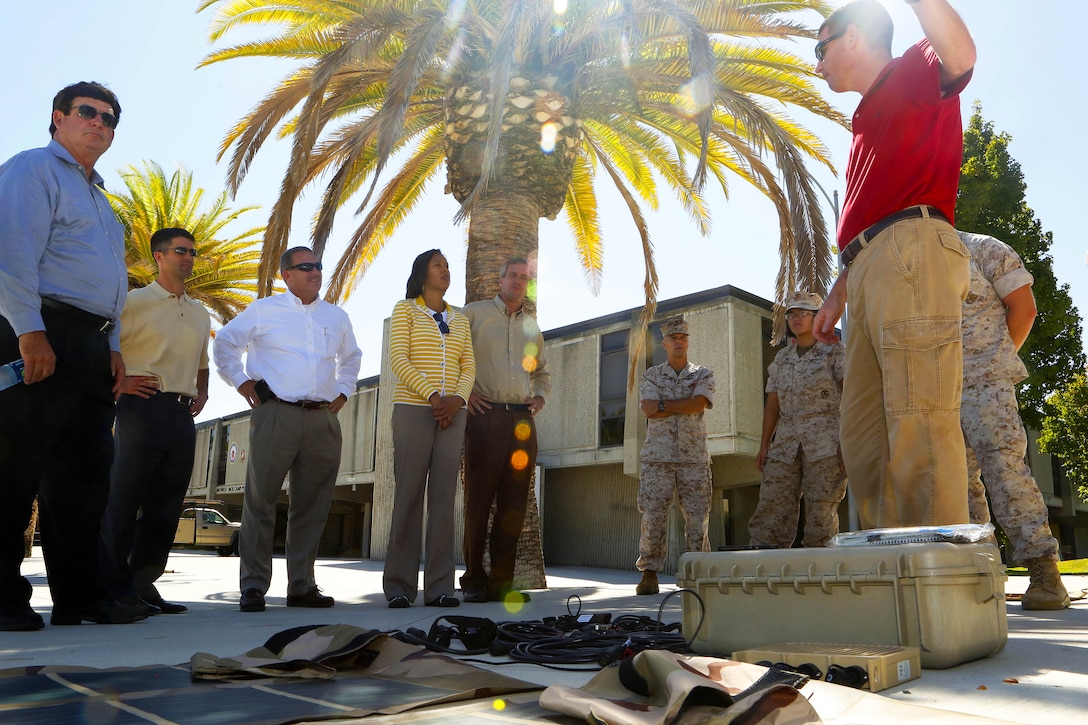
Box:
[935,227,970,259]
[880,316,962,414]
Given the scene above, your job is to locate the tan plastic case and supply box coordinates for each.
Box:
[731,642,921,692]
[676,542,1007,669]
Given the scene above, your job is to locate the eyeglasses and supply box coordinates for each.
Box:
[169,247,198,258]
[432,312,450,335]
[71,104,118,129]
[786,310,814,320]
[286,261,322,272]
[815,29,845,62]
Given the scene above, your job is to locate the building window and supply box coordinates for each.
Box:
[599,330,629,447]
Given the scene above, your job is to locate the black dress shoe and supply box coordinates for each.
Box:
[462,587,488,604]
[286,587,334,608]
[239,588,266,612]
[146,596,188,614]
[425,594,460,607]
[0,605,44,631]
[51,597,148,625]
[117,593,161,617]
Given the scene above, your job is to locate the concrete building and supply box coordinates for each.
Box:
[185,285,1088,567]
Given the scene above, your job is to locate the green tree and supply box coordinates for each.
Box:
[957,105,1086,429]
[198,0,846,588]
[106,161,269,324]
[1037,373,1088,503]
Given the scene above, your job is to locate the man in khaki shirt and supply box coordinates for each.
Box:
[460,257,550,604]
[99,228,210,615]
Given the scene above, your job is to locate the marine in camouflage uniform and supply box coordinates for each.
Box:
[748,292,846,548]
[958,231,1069,610]
[635,317,716,595]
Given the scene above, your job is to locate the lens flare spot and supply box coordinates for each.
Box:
[553,0,568,14]
[677,74,714,117]
[539,121,558,153]
[521,354,538,373]
[502,595,527,615]
[492,698,507,711]
[514,422,532,441]
[510,449,529,470]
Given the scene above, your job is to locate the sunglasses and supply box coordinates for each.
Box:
[169,247,198,258]
[432,312,450,335]
[815,29,845,62]
[71,104,118,129]
[286,261,323,272]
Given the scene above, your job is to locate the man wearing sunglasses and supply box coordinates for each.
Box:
[0,82,145,630]
[811,1,977,529]
[214,247,361,613]
[99,228,211,617]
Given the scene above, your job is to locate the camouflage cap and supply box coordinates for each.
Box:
[660,317,689,336]
[785,291,823,312]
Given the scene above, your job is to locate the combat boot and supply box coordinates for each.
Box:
[636,570,659,595]
[1021,557,1070,610]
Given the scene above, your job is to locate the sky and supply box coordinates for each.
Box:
[3,1,1086,423]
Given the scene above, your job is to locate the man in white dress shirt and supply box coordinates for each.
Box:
[213,247,361,612]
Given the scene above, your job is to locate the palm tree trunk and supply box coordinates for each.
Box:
[465,188,547,590]
[23,498,38,558]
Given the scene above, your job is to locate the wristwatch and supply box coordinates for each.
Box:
[658,400,666,412]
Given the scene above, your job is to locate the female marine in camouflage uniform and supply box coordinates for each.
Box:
[748,292,846,547]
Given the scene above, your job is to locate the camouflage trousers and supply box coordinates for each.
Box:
[962,381,1059,564]
[748,447,846,548]
[636,462,711,572]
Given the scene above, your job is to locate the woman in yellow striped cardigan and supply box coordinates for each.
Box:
[382,249,475,608]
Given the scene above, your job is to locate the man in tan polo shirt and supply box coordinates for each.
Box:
[99,227,210,615]
[460,257,550,604]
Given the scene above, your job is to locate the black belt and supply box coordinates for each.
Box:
[41,297,115,334]
[839,206,949,267]
[273,395,329,410]
[494,402,531,412]
[158,392,196,408]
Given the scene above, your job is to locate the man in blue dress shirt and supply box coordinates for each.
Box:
[0,82,144,629]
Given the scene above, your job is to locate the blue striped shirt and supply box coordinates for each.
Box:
[0,139,127,350]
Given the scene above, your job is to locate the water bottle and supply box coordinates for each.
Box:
[0,359,25,391]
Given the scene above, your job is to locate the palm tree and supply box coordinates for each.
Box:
[199,0,847,586]
[106,161,269,324]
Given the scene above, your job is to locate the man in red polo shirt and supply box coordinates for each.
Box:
[812,0,975,528]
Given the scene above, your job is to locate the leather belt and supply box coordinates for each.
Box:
[494,402,531,412]
[839,205,949,267]
[159,392,196,408]
[40,297,115,334]
[273,396,330,410]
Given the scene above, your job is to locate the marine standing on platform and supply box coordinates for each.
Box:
[635,317,715,595]
[958,231,1070,610]
[748,292,846,548]
[812,0,976,528]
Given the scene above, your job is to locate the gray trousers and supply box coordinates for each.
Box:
[239,400,342,596]
[383,404,466,603]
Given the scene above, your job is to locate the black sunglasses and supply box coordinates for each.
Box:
[432,312,450,335]
[287,261,322,272]
[169,247,198,258]
[815,29,845,62]
[72,104,118,129]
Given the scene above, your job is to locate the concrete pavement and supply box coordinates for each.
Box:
[4,548,1086,723]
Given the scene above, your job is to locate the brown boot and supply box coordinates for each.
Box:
[1022,557,1070,610]
[636,570,659,595]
